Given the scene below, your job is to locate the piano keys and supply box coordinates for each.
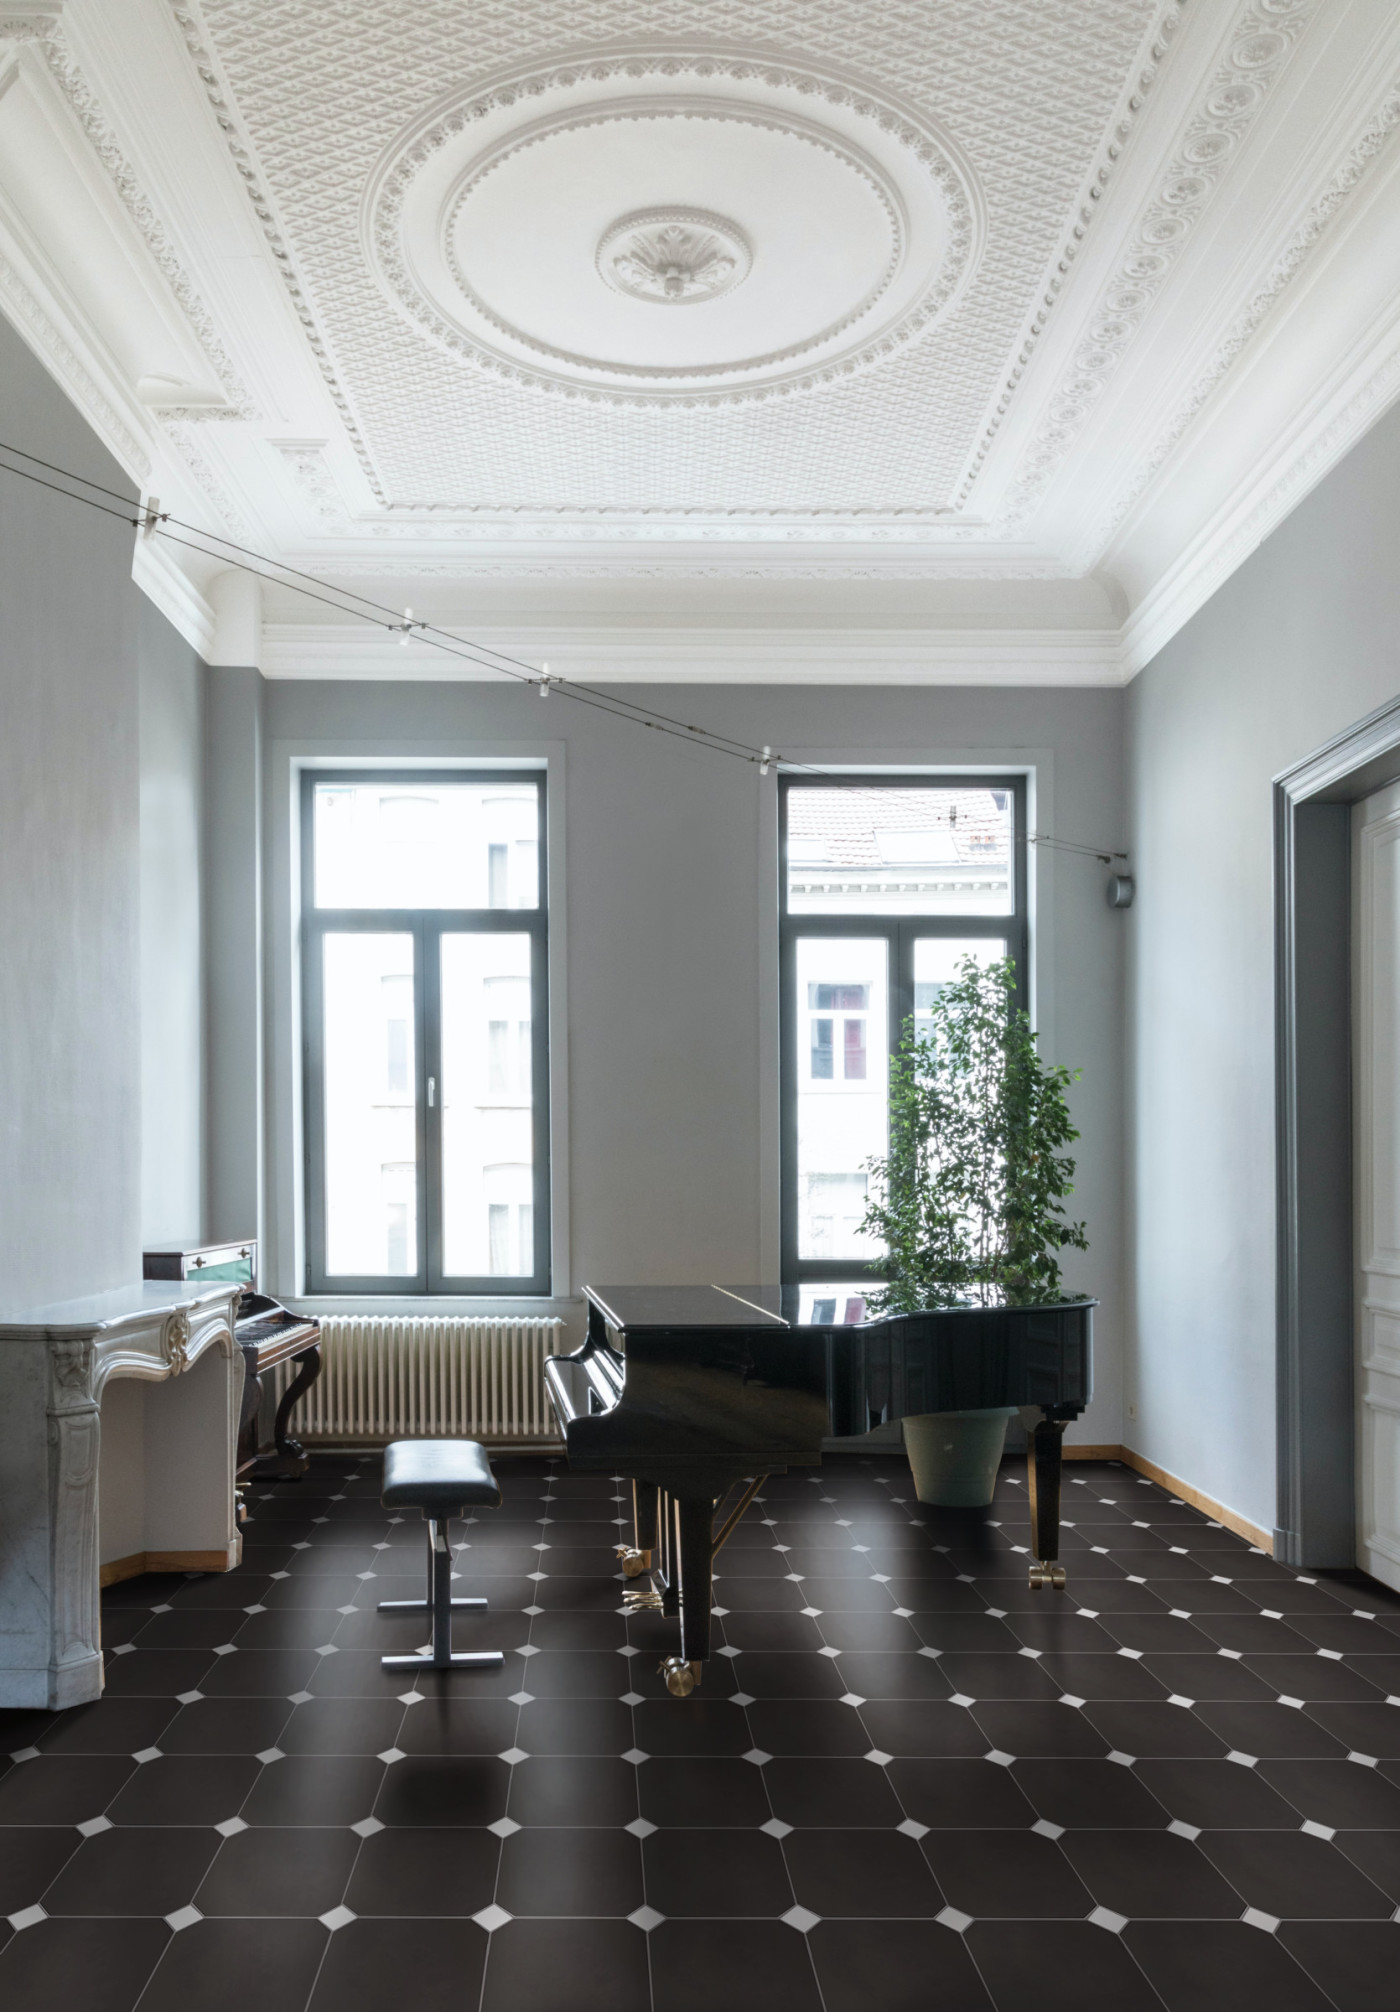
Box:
[544,1283,1094,1695]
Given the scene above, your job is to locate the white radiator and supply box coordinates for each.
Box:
[267,1316,567,1447]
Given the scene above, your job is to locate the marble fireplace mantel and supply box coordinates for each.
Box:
[0,1281,243,1710]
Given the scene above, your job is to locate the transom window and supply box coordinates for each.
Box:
[302,771,549,1294]
[780,776,1028,1286]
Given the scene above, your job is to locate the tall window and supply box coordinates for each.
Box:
[302,771,549,1294]
[780,776,1027,1287]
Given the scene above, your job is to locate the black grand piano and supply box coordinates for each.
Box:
[544,1283,1094,1696]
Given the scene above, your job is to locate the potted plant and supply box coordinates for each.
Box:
[858,955,1087,1505]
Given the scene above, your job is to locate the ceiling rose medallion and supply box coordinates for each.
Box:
[598,209,752,304]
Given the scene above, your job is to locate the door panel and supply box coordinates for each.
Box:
[1354,781,1400,1591]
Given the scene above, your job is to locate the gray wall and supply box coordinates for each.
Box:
[0,314,209,1308]
[1127,395,1400,1535]
[215,677,1129,1444]
[139,596,205,1245]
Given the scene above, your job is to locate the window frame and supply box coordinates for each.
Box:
[779,772,1028,1286]
[301,767,550,1296]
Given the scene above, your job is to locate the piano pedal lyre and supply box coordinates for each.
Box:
[660,1656,702,1698]
[616,1545,653,1579]
[1028,1561,1067,1591]
[623,1586,664,1612]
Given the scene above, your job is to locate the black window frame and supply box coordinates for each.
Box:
[301,767,550,1296]
[779,772,1028,1286]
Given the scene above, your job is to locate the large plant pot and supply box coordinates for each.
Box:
[903,1407,1017,1507]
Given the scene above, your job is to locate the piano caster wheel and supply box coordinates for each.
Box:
[616,1546,653,1579]
[624,1588,664,1612]
[660,1657,702,1698]
[1029,1561,1067,1592]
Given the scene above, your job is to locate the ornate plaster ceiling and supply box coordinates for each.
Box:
[0,0,1398,678]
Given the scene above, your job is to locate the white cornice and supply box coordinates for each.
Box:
[131,529,214,657]
[259,623,1124,686]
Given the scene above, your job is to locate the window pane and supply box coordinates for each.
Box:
[787,785,1012,916]
[441,933,536,1277]
[322,933,417,1276]
[912,937,1008,1041]
[795,937,888,1262]
[313,780,540,909]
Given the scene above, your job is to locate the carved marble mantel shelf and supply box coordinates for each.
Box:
[0,1281,243,1711]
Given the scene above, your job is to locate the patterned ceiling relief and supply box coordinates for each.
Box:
[176,0,1173,520]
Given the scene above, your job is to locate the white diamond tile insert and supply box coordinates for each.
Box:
[165,1906,204,1933]
[1060,1695,1086,1709]
[488,1818,522,1839]
[287,1691,315,1706]
[864,1748,894,1766]
[897,1818,930,1840]
[398,1691,424,1707]
[620,1691,645,1708]
[150,1604,172,1614]
[1018,1647,1043,1660]
[109,1644,136,1658]
[7,1905,47,1932]
[315,1643,339,1657]
[618,1646,640,1659]
[1348,1751,1379,1768]
[782,1906,821,1933]
[1218,1649,1243,1661]
[629,1906,665,1932]
[985,1750,1015,1768]
[1170,1610,1194,1621]
[1032,1819,1064,1840]
[1317,1648,1344,1661]
[1301,1819,1336,1841]
[711,1607,729,1619]
[818,1646,842,1659]
[214,1817,248,1838]
[212,1644,237,1656]
[801,1607,824,1619]
[1242,1907,1280,1933]
[1167,1695,1196,1710]
[318,1905,356,1932]
[893,1607,914,1619]
[76,1816,113,1838]
[743,1749,770,1767]
[1226,1751,1258,1768]
[499,1747,530,1766]
[937,1906,973,1933]
[918,1647,942,1661]
[527,1572,548,1582]
[625,1818,657,1839]
[351,1817,385,1838]
[1125,1576,1147,1586]
[474,1905,513,1933]
[132,1747,163,1764]
[729,1692,756,1707]
[1260,1610,1283,1621]
[1278,1696,1305,1710]
[720,1646,743,1659]
[986,1608,1008,1620]
[1107,1751,1135,1768]
[378,1748,407,1765]
[509,1692,535,1708]
[256,1747,285,1765]
[760,1818,793,1839]
[517,1644,540,1658]
[1088,1906,1128,1934]
[175,1690,205,1707]
[523,1605,543,1617]
[9,1748,40,1763]
[1168,1819,1201,1841]
[1117,1648,1143,1661]
[839,1693,867,1709]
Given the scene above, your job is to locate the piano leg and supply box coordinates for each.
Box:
[249,1345,322,1482]
[1027,1415,1068,1591]
[660,1495,712,1698]
[617,1479,657,1578]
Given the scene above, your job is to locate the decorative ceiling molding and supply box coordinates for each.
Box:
[161,416,255,543]
[1083,73,1400,567]
[304,556,1071,582]
[273,438,352,531]
[131,528,215,656]
[952,0,1185,508]
[0,6,256,420]
[0,240,150,476]
[998,0,1322,528]
[259,620,1125,687]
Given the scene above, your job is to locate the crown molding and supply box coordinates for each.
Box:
[131,529,215,658]
[258,621,1125,686]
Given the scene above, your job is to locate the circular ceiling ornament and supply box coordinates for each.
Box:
[363,47,985,406]
[597,208,752,305]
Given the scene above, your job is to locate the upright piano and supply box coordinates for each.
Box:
[544,1283,1094,1695]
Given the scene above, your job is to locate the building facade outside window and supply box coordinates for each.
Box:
[301,771,549,1294]
[779,775,1028,1296]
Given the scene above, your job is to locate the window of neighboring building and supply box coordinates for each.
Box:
[302,771,549,1294]
[779,775,1028,1287]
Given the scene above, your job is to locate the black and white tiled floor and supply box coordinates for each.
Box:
[4,1454,1400,2011]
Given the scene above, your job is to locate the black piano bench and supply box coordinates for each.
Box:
[377,1439,504,1674]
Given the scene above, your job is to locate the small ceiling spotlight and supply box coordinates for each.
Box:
[1106,874,1135,909]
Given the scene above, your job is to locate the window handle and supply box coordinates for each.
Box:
[427,1076,436,1108]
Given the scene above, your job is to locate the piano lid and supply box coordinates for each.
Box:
[587,1283,1096,1332]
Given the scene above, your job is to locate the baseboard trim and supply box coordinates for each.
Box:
[100,1548,238,1588]
[1062,1444,1273,1553]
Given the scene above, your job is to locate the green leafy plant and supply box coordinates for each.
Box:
[859,955,1087,1312]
